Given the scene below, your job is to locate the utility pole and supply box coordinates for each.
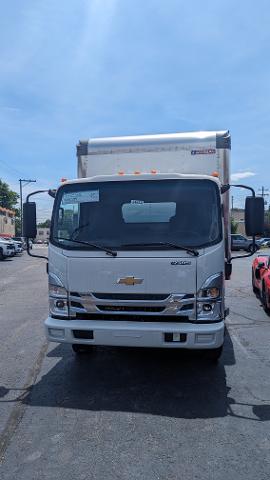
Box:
[258,186,269,205]
[19,179,36,235]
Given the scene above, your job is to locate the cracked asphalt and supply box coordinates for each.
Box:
[0,249,270,479]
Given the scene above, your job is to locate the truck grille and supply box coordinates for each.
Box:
[69,292,196,321]
[92,293,169,301]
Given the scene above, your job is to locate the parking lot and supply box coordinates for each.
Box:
[0,249,270,479]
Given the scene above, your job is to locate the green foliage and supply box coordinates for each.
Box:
[15,217,21,236]
[231,217,238,234]
[0,179,19,210]
[37,219,51,228]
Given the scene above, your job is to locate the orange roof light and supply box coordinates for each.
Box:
[211,171,219,178]
[134,171,141,175]
[151,169,157,174]
[118,171,125,175]
[60,177,67,183]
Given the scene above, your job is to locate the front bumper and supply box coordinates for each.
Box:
[45,316,225,349]
[5,250,15,257]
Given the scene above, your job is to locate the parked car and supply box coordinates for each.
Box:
[1,237,23,254]
[257,237,270,246]
[0,238,15,260]
[231,234,260,252]
[261,240,270,248]
[252,254,270,313]
[12,236,33,250]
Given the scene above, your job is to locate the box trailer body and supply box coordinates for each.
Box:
[45,131,231,358]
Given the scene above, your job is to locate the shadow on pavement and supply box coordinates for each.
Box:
[1,330,270,421]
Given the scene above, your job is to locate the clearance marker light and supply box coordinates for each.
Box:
[151,169,157,174]
[60,178,67,182]
[211,171,219,178]
[118,171,125,175]
[134,171,141,175]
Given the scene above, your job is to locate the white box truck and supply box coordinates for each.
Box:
[23,130,264,361]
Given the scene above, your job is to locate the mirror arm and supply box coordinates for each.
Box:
[25,189,49,261]
[26,189,48,202]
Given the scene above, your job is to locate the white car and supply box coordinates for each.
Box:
[1,237,23,254]
[0,238,15,260]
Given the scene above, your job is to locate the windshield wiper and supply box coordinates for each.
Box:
[70,223,90,240]
[120,242,199,257]
[55,237,117,257]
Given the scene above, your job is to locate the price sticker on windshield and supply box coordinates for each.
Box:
[62,190,99,204]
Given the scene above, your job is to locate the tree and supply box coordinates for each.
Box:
[231,217,238,234]
[0,179,19,210]
[37,219,51,228]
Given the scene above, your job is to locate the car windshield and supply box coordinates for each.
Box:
[52,179,222,250]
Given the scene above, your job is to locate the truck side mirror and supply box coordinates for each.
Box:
[23,202,37,238]
[245,197,264,236]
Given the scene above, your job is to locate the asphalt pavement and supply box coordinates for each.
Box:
[0,249,270,479]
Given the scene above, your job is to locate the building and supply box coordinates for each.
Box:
[0,207,15,237]
[231,208,245,235]
[36,227,50,242]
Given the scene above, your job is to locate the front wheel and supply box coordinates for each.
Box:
[0,249,5,261]
[205,345,223,362]
[252,269,259,294]
[261,285,270,314]
[72,344,93,354]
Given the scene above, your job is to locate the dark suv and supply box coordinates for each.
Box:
[231,234,260,252]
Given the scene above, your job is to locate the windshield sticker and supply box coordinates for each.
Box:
[130,200,144,204]
[62,190,99,204]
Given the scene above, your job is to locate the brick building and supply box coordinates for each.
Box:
[0,207,15,237]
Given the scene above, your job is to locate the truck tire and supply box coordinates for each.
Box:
[248,244,258,253]
[0,248,5,261]
[205,345,223,362]
[252,269,259,294]
[72,344,93,354]
[261,284,270,314]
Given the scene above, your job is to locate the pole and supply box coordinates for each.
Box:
[19,179,36,236]
[258,186,269,201]
[19,179,23,235]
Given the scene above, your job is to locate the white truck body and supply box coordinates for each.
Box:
[45,131,231,354]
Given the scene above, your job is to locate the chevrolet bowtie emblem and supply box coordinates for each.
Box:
[117,276,143,286]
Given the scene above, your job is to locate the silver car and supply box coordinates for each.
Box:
[231,234,260,252]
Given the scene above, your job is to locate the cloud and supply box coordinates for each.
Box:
[231,171,256,182]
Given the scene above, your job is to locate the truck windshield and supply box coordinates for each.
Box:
[52,179,222,250]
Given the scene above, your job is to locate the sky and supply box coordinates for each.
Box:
[1,0,270,220]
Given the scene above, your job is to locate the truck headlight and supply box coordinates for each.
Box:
[49,276,69,318]
[197,273,223,300]
[197,273,224,320]
[198,287,220,299]
[49,284,67,297]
